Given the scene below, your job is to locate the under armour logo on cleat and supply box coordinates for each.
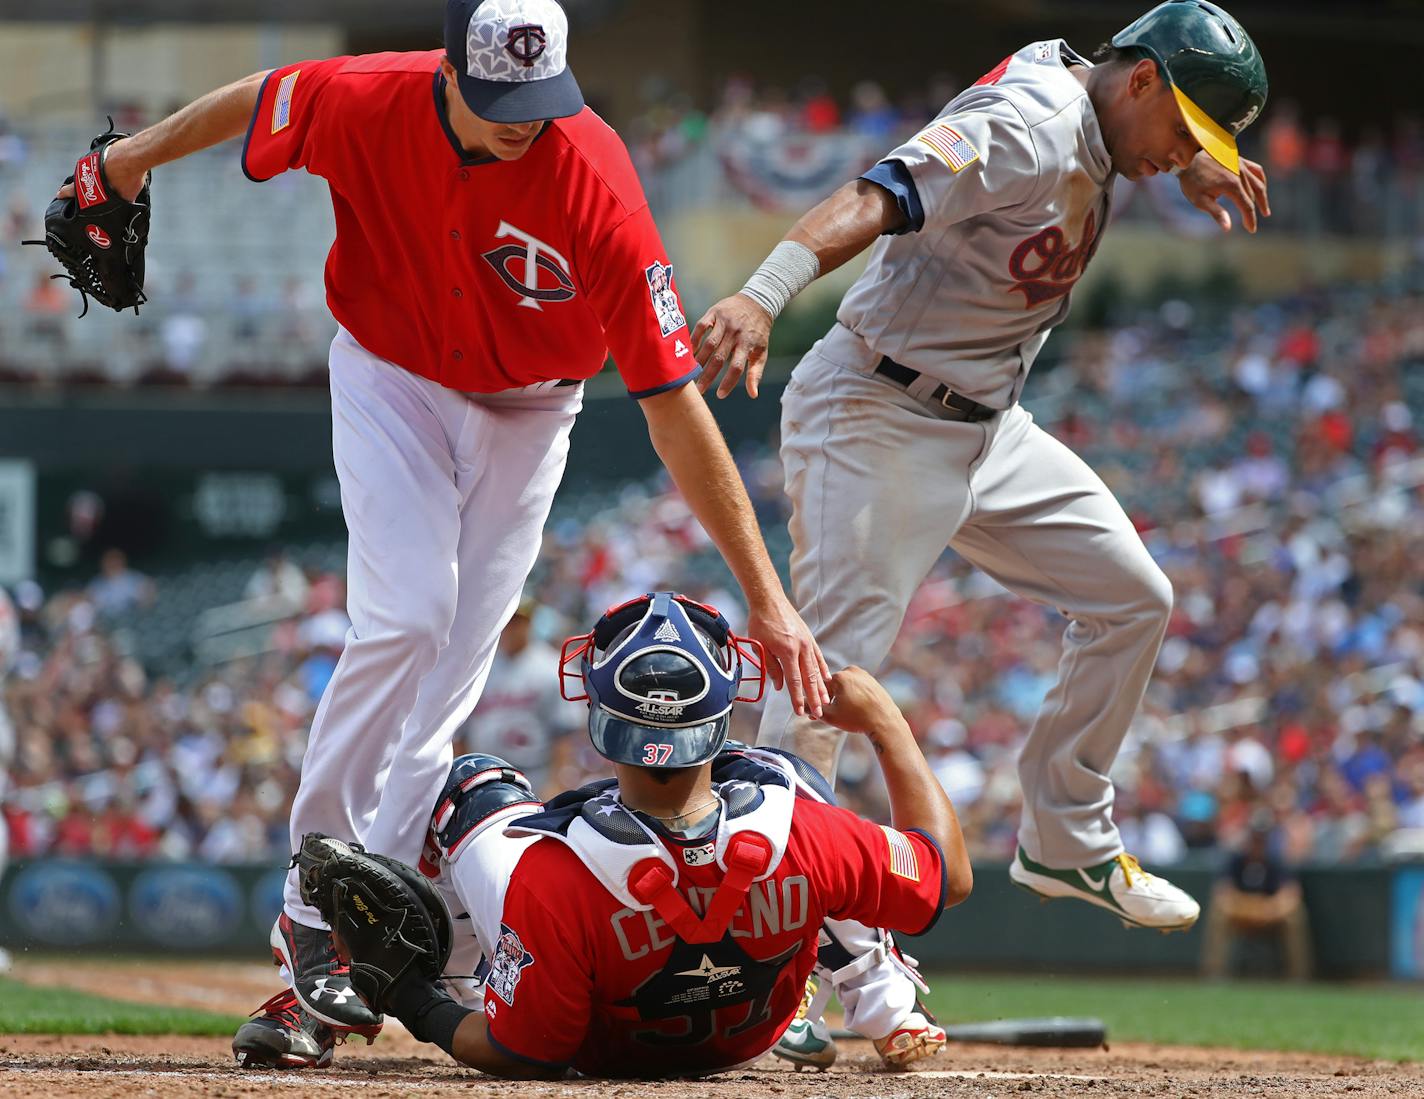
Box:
[311,977,354,1003]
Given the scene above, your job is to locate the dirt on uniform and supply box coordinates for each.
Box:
[2,959,1421,1099]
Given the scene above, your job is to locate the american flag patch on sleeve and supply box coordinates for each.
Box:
[271,69,301,135]
[882,826,921,882]
[917,124,980,173]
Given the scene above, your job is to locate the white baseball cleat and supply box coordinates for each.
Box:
[772,974,836,1071]
[873,1009,947,1068]
[1009,847,1200,932]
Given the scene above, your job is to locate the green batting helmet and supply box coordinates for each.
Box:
[1112,0,1267,173]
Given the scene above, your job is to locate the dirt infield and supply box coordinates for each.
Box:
[3,960,1421,1099]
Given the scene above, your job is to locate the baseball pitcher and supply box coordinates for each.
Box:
[692,0,1269,1064]
[31,0,832,1060]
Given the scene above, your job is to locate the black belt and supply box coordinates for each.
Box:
[555,378,581,387]
[874,358,997,422]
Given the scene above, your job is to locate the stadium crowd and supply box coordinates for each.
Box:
[1,78,1422,389]
[2,272,1422,870]
[627,73,1424,233]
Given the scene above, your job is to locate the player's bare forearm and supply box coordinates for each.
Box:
[693,179,902,400]
[448,1013,565,1078]
[642,383,781,605]
[99,71,271,199]
[641,382,830,715]
[823,667,972,905]
[785,178,906,276]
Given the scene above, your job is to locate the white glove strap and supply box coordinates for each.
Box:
[739,240,820,320]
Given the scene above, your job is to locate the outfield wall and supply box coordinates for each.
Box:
[1,859,1417,980]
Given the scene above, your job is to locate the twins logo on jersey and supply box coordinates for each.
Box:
[1007,208,1105,308]
[644,261,686,337]
[489,923,536,1005]
[482,220,578,310]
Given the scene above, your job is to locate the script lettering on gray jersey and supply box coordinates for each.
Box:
[838,39,1114,408]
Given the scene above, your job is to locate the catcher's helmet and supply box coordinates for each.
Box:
[1112,0,1267,173]
[559,592,765,768]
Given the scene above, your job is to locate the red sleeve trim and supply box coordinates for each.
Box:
[904,828,949,936]
[241,69,280,184]
[627,364,701,401]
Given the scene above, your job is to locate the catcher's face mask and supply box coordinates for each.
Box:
[559,592,764,768]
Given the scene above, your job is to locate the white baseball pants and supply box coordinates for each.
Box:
[759,328,1172,868]
[283,328,581,925]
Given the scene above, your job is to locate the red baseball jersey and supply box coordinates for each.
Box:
[481,798,945,1077]
[242,51,697,398]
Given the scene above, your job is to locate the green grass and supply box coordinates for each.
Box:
[923,974,1424,1062]
[0,977,245,1037]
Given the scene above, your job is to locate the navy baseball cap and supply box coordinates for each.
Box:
[445,0,585,123]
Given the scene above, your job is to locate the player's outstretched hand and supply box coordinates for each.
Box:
[692,292,772,399]
[820,666,907,738]
[1179,151,1270,234]
[744,595,831,719]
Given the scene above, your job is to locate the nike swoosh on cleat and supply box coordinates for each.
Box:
[1076,868,1109,893]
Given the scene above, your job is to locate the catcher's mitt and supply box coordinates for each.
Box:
[295,833,453,1014]
[23,120,150,316]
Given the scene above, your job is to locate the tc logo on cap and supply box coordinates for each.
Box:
[506,23,546,67]
[445,0,584,122]
[463,0,569,83]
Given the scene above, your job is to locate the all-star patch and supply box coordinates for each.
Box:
[684,842,716,866]
[488,923,534,1006]
[645,261,687,337]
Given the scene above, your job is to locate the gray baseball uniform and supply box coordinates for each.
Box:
[759,39,1172,872]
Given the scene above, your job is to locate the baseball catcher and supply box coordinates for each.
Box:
[23,122,150,316]
[238,592,972,1076]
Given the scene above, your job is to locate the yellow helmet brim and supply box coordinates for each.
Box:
[1172,83,1239,174]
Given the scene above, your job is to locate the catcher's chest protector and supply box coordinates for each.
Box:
[506,750,799,944]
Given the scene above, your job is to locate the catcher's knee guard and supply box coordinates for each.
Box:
[431,754,541,863]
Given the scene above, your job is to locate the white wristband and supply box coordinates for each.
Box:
[739,240,820,320]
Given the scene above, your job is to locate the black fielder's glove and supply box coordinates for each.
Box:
[23,121,150,316]
[294,833,453,1014]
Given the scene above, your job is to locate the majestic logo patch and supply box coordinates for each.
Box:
[482,221,577,310]
[644,261,687,337]
[506,23,547,68]
[272,70,300,135]
[1007,208,1104,308]
[675,338,690,359]
[75,153,106,209]
[488,923,534,1005]
[85,225,112,249]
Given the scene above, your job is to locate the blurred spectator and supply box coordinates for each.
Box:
[456,599,580,794]
[845,81,900,140]
[87,549,155,617]
[1201,810,1313,980]
[2,271,1423,865]
[245,549,310,609]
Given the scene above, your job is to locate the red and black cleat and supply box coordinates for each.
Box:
[233,989,336,1069]
[270,912,383,1032]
